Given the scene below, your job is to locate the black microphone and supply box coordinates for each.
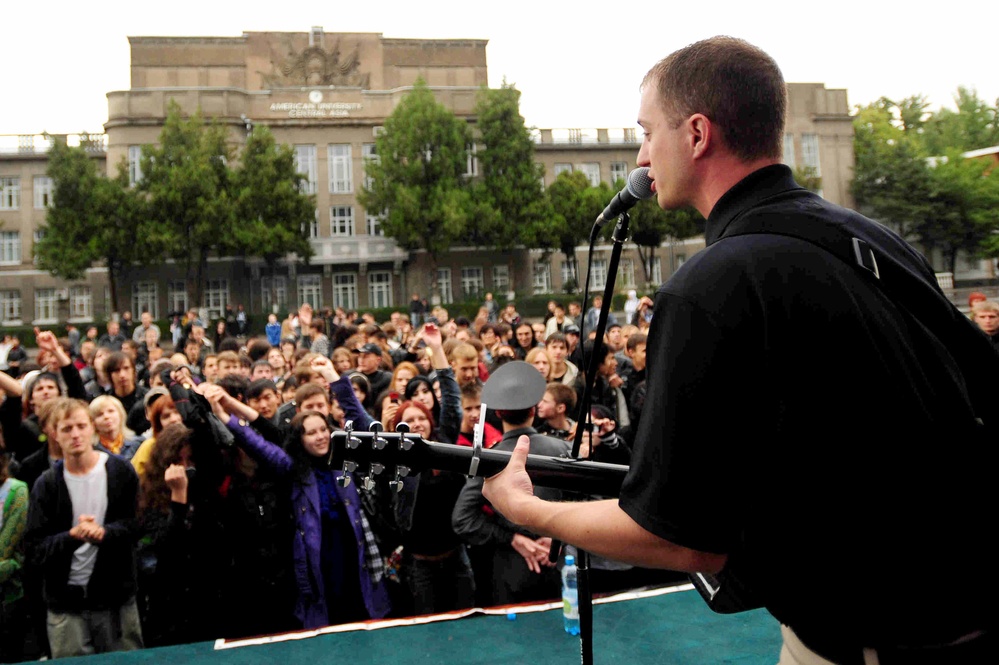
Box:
[596,167,654,226]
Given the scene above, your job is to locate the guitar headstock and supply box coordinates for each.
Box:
[328,420,430,492]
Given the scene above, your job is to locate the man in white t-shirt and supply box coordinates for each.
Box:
[25,398,143,658]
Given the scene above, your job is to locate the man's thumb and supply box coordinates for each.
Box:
[509,434,531,469]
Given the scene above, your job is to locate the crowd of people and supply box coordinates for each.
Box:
[0,293,664,661]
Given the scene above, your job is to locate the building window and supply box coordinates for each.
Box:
[561,257,579,288]
[0,231,21,264]
[553,163,573,177]
[330,206,355,236]
[783,134,795,169]
[366,212,383,237]
[295,145,318,194]
[362,143,379,190]
[132,281,158,319]
[578,163,600,187]
[465,144,479,177]
[461,266,484,298]
[801,134,820,176]
[676,254,687,268]
[332,273,357,310]
[261,276,288,312]
[32,230,44,266]
[368,271,392,308]
[618,258,636,288]
[0,290,21,323]
[647,256,663,285]
[492,265,509,292]
[328,144,353,193]
[168,281,189,316]
[0,177,20,210]
[610,162,628,186]
[34,288,57,324]
[533,262,552,295]
[204,279,229,320]
[69,286,92,320]
[306,209,319,239]
[436,268,453,305]
[34,176,53,209]
[128,146,143,186]
[590,258,608,290]
[297,275,322,311]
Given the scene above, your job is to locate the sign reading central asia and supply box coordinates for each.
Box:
[269,102,363,118]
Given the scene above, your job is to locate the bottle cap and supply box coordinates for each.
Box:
[565,555,574,566]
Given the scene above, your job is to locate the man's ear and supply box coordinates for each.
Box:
[688,113,713,159]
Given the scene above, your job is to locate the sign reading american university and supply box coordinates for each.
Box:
[269,101,363,118]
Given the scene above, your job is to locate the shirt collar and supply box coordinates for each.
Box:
[704,164,799,246]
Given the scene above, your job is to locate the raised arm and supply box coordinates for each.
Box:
[423,323,461,443]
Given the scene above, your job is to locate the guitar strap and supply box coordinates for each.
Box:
[688,191,999,613]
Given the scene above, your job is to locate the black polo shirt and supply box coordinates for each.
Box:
[619,165,996,648]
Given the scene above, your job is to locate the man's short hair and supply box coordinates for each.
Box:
[450,342,478,363]
[294,382,329,407]
[479,323,498,337]
[546,332,568,348]
[48,397,92,429]
[246,378,279,401]
[246,338,272,362]
[642,36,786,162]
[626,332,648,352]
[218,337,241,353]
[545,382,577,411]
[240,355,253,370]
[251,359,272,372]
[216,351,240,367]
[460,381,483,401]
[218,374,249,400]
[972,300,999,315]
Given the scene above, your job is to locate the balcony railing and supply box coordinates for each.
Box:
[531,128,639,145]
[0,133,107,155]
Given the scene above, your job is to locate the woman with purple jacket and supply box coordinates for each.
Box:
[202,384,390,629]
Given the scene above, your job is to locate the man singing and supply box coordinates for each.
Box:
[483,36,995,664]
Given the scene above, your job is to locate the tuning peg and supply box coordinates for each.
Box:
[347,435,361,450]
[396,422,410,434]
[369,421,383,433]
[336,473,351,488]
[389,466,410,493]
[362,475,375,491]
[343,461,357,473]
[344,420,354,434]
[370,463,385,476]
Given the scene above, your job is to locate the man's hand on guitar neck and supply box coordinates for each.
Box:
[482,435,540,527]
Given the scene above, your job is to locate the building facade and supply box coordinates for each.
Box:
[1,27,869,328]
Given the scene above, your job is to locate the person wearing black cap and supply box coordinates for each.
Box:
[356,343,391,399]
[451,361,570,606]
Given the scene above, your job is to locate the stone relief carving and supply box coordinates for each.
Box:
[261,35,370,89]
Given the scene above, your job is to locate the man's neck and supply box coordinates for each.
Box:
[696,156,781,218]
[546,414,570,432]
[64,449,99,475]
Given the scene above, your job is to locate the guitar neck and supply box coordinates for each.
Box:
[420,441,626,497]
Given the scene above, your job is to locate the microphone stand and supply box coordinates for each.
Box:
[566,210,631,665]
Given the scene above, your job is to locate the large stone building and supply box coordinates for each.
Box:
[1,27,865,327]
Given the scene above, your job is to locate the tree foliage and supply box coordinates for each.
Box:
[629,197,703,286]
[358,79,473,288]
[852,93,999,271]
[36,139,150,313]
[140,101,235,307]
[230,125,315,305]
[468,83,552,249]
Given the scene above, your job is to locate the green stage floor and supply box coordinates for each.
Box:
[54,585,781,664]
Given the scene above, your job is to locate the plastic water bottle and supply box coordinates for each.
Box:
[562,554,580,635]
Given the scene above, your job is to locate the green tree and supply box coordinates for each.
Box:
[230,125,315,308]
[851,99,936,239]
[526,171,612,293]
[923,87,999,155]
[928,152,999,273]
[792,166,822,194]
[358,79,473,295]
[35,138,149,314]
[629,197,702,287]
[140,101,235,307]
[467,83,552,250]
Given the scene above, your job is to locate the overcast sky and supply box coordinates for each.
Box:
[3,0,997,138]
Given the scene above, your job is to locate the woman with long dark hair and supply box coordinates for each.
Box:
[204,385,390,629]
